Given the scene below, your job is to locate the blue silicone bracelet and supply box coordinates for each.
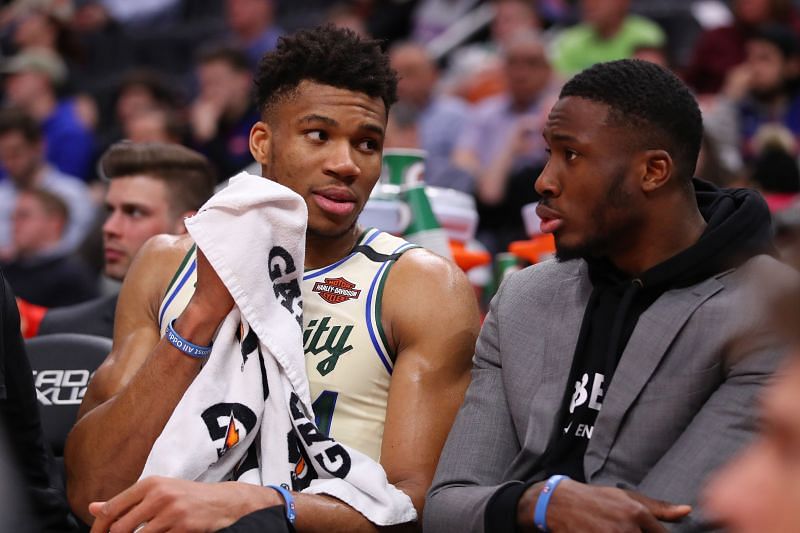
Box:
[165,319,212,358]
[268,484,296,525]
[534,475,569,532]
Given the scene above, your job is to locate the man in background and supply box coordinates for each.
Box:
[0,108,95,259]
[38,142,215,338]
[2,189,97,308]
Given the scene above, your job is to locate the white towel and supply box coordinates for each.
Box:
[141,171,417,526]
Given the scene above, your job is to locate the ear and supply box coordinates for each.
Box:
[640,149,672,193]
[249,120,272,166]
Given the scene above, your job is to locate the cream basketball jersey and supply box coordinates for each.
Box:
[157,228,418,461]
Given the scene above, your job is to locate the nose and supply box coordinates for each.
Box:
[102,210,122,238]
[534,160,560,198]
[323,141,361,182]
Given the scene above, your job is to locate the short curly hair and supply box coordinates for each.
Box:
[561,59,703,184]
[254,25,397,119]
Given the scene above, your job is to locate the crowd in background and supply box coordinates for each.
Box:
[2,0,800,311]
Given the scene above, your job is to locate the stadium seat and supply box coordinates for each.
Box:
[25,333,112,456]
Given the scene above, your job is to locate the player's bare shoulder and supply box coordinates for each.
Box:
[381,248,480,355]
[125,234,195,309]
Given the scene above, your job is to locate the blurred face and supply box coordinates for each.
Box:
[116,85,159,126]
[0,131,42,186]
[12,192,61,256]
[535,97,644,260]
[704,355,800,533]
[102,175,185,280]
[504,39,551,106]
[253,81,386,241]
[735,0,773,25]
[4,71,50,108]
[13,11,57,49]
[581,0,629,29]
[492,0,539,46]
[226,0,272,33]
[197,60,251,113]
[391,45,437,108]
[746,40,788,95]
[124,111,174,143]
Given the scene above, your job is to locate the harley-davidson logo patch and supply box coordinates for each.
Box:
[312,277,361,304]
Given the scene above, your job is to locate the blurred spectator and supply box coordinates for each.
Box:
[69,0,180,32]
[124,109,185,144]
[189,45,258,182]
[326,1,370,38]
[384,101,420,150]
[1,0,77,60]
[442,0,543,103]
[684,0,800,95]
[490,0,543,49]
[1,188,98,308]
[0,108,95,258]
[550,0,665,76]
[108,69,182,144]
[1,48,95,180]
[389,41,469,189]
[226,0,283,68]
[411,0,481,45]
[632,44,669,69]
[38,142,215,338]
[451,31,559,253]
[705,25,800,173]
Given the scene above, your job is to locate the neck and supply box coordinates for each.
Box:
[28,93,57,121]
[14,164,46,190]
[237,21,269,43]
[609,198,707,275]
[304,225,361,270]
[595,17,624,39]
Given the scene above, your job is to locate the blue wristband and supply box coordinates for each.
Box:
[268,484,296,525]
[534,475,569,532]
[165,319,212,358]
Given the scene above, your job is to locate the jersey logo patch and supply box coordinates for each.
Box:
[312,277,361,304]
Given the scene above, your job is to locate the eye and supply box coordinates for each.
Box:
[305,130,328,142]
[122,206,145,218]
[565,149,578,162]
[357,138,380,153]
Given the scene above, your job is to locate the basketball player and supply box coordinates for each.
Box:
[64,25,480,532]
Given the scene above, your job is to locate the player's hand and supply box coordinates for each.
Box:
[173,248,235,346]
[190,98,223,142]
[722,63,753,101]
[88,476,282,533]
[517,479,691,532]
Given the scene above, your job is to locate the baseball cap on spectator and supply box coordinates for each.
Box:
[0,48,67,86]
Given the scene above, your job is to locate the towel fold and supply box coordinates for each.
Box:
[140,171,417,526]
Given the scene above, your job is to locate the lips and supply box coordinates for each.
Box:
[535,203,564,234]
[104,248,124,262]
[312,187,357,217]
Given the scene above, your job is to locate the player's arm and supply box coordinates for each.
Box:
[65,235,222,523]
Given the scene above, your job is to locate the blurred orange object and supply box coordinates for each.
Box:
[508,234,556,265]
[450,240,492,272]
[17,298,47,339]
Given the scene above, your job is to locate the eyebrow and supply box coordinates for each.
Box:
[545,132,580,143]
[298,114,384,137]
[299,114,338,127]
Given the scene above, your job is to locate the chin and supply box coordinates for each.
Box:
[307,220,358,240]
